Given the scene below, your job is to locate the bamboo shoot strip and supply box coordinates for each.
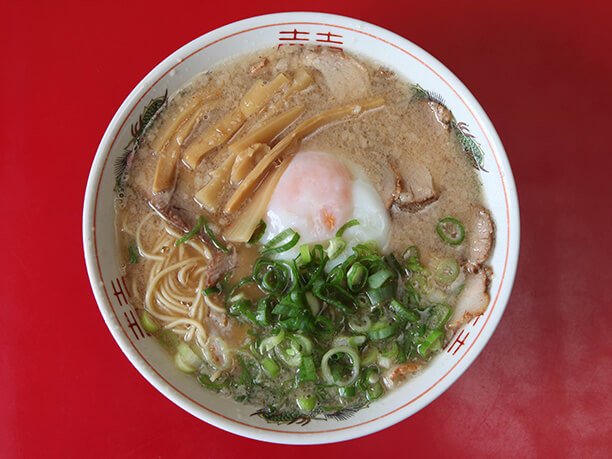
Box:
[182,108,245,169]
[252,69,312,127]
[194,150,238,211]
[239,74,289,117]
[183,74,289,169]
[152,98,221,193]
[228,105,305,154]
[231,143,270,185]
[223,97,385,213]
[224,161,290,243]
[150,90,220,154]
[284,68,313,98]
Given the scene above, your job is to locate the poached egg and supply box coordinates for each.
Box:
[261,150,390,267]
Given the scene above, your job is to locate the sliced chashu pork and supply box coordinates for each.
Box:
[450,206,494,328]
[204,250,238,287]
[379,156,438,211]
[449,269,490,330]
[149,191,191,232]
[465,205,494,271]
[299,50,371,102]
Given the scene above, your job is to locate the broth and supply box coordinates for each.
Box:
[114,46,494,422]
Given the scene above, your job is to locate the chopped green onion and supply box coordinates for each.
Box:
[310,244,326,264]
[255,297,272,326]
[356,293,370,308]
[299,354,317,382]
[175,216,204,246]
[296,396,317,411]
[140,310,159,333]
[262,228,300,254]
[301,254,328,291]
[203,286,220,296]
[366,382,384,401]
[325,237,347,260]
[219,227,458,399]
[203,218,229,253]
[236,354,253,388]
[279,313,315,333]
[313,281,357,314]
[365,284,395,305]
[436,260,459,285]
[404,283,421,306]
[402,245,419,262]
[321,346,360,386]
[347,262,368,292]
[418,329,444,358]
[261,357,280,378]
[366,368,380,385]
[336,219,360,237]
[198,373,230,390]
[368,322,398,340]
[292,334,313,355]
[358,366,382,396]
[305,291,320,316]
[390,299,419,322]
[174,352,197,373]
[368,269,394,289]
[175,342,201,373]
[260,328,285,352]
[427,303,452,330]
[338,385,356,398]
[353,241,378,256]
[228,299,257,324]
[226,276,253,303]
[314,316,334,337]
[253,259,294,294]
[333,335,366,348]
[300,244,311,263]
[326,264,345,285]
[275,341,303,367]
[348,315,372,333]
[403,245,424,272]
[128,245,139,264]
[272,333,311,367]
[360,347,379,366]
[436,217,465,245]
[272,298,302,318]
[384,253,403,275]
[396,345,407,363]
[381,341,399,358]
[159,330,178,349]
[248,220,267,244]
[410,274,429,292]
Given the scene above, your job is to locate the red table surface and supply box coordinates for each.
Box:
[2,0,611,457]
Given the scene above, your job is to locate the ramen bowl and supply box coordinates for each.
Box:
[83,12,519,444]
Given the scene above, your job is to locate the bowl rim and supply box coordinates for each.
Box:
[83,11,520,444]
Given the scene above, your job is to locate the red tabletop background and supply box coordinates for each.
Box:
[2,0,611,457]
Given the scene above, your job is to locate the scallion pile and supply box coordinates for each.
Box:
[198,219,458,414]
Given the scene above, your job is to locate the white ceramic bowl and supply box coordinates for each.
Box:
[83,12,519,444]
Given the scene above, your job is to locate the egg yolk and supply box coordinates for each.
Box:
[266,150,352,243]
